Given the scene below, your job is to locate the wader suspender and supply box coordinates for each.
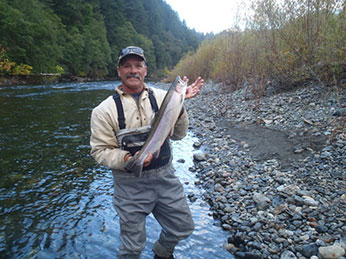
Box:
[112,89,158,130]
[112,88,171,171]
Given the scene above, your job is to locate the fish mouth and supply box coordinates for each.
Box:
[175,79,187,93]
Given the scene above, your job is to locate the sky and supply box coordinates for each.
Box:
[164,0,251,34]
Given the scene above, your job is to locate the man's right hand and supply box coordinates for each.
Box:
[143,152,153,167]
[124,152,153,167]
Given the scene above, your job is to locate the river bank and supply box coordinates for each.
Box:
[0,74,114,86]
[0,74,164,86]
[185,82,346,258]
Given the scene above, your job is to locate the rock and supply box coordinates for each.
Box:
[224,206,233,213]
[302,196,319,206]
[253,192,271,204]
[193,150,207,161]
[253,222,262,231]
[300,234,310,241]
[277,184,299,195]
[193,141,202,148]
[316,224,329,233]
[224,243,236,252]
[332,108,346,117]
[256,200,270,210]
[222,224,233,231]
[340,194,346,203]
[263,119,273,124]
[235,251,262,259]
[184,82,346,258]
[320,151,332,159]
[280,250,297,259]
[294,147,304,154]
[300,243,319,257]
[227,233,245,247]
[177,158,185,163]
[272,196,284,207]
[273,204,288,215]
[318,244,345,259]
[214,183,225,192]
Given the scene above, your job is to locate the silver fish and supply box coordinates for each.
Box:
[124,76,187,175]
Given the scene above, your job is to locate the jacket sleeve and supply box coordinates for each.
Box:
[90,105,130,171]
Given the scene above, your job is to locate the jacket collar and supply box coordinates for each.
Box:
[115,83,149,97]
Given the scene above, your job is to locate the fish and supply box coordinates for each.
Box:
[124,76,187,175]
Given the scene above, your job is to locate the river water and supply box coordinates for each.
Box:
[0,81,233,258]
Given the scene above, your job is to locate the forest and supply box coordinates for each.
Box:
[1,0,345,90]
[0,0,204,79]
[170,0,345,90]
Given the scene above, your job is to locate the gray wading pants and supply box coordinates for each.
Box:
[112,163,194,259]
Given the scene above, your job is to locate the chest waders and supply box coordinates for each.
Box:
[113,89,171,172]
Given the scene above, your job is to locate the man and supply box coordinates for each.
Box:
[90,46,204,259]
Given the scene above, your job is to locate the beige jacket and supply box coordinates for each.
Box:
[90,83,188,171]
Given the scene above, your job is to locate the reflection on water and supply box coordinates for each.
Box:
[0,82,233,258]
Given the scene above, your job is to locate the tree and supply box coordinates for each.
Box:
[0,0,64,73]
[0,0,204,78]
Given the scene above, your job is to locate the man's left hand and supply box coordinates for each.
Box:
[184,76,204,99]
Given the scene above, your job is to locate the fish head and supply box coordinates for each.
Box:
[175,77,188,95]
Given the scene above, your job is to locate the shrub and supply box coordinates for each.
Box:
[170,0,346,91]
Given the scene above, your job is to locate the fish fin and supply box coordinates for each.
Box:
[169,126,174,136]
[153,149,160,158]
[124,157,143,175]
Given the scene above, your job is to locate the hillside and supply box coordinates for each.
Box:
[0,0,204,78]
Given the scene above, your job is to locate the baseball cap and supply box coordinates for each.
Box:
[118,46,146,65]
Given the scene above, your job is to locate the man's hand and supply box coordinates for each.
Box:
[184,76,204,99]
[124,152,153,167]
[143,152,153,167]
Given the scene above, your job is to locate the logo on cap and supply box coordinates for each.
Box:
[118,46,146,65]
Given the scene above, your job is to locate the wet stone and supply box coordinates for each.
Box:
[177,158,185,163]
[316,224,328,233]
[300,243,319,258]
[280,250,297,259]
[318,244,345,259]
[193,150,207,161]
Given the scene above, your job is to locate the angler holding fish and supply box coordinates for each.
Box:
[90,46,204,259]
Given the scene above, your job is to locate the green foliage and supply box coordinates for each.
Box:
[0,47,16,74]
[0,46,32,75]
[171,0,345,89]
[0,0,203,78]
[12,64,33,75]
[56,65,64,74]
[0,0,64,74]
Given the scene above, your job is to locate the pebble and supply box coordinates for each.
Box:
[185,82,346,258]
[177,158,185,163]
[193,150,207,161]
[280,250,297,259]
[301,243,319,257]
[318,243,345,258]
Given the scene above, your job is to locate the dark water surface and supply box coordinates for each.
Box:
[0,82,232,258]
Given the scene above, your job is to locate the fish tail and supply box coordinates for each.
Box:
[124,157,143,175]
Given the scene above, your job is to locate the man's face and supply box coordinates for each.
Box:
[117,56,147,94]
